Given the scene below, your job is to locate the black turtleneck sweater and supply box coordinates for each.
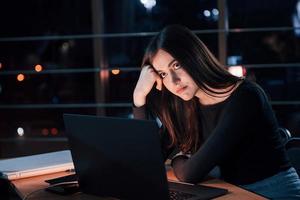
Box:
[133,80,290,185]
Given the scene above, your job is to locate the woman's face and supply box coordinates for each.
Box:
[152,49,200,101]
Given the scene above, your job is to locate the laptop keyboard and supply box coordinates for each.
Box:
[169,190,197,200]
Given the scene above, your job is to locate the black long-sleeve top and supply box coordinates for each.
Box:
[133,80,290,185]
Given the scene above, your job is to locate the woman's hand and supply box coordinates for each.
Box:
[133,65,162,107]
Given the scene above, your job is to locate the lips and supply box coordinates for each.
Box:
[176,86,187,94]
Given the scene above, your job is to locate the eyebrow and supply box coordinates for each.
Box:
[156,59,176,73]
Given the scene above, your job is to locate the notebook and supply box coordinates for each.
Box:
[0,150,74,180]
[63,114,228,200]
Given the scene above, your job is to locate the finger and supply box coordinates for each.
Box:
[148,66,155,73]
[143,65,151,70]
[156,77,162,91]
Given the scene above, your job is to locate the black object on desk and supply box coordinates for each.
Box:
[45,174,79,195]
[45,182,80,195]
[45,174,78,185]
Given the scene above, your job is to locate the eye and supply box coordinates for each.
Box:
[159,72,167,78]
[173,62,181,70]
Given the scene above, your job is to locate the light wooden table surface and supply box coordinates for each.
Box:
[11,170,266,200]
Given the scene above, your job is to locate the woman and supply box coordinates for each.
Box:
[133,25,300,199]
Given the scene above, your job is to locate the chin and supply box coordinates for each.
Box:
[179,94,193,101]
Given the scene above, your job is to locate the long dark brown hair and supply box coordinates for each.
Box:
[142,25,243,153]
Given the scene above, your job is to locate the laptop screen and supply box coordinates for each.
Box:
[64,114,170,200]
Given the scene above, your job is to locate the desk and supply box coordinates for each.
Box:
[11,170,266,200]
[167,170,266,200]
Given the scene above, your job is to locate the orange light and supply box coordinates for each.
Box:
[0,63,2,69]
[111,69,120,75]
[42,128,49,136]
[17,74,25,81]
[35,64,43,72]
[50,128,58,135]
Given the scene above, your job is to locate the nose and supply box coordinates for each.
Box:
[170,70,181,86]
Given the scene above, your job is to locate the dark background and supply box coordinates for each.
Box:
[0,0,299,158]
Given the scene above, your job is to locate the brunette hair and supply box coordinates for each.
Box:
[142,25,242,153]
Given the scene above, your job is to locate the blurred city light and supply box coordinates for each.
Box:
[35,64,43,72]
[227,55,242,65]
[17,127,24,137]
[228,66,246,77]
[293,1,300,36]
[42,128,49,136]
[61,42,70,53]
[203,10,211,17]
[212,8,219,16]
[111,69,120,75]
[51,128,58,135]
[17,74,25,82]
[140,0,156,11]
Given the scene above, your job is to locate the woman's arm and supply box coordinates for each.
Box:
[171,87,263,183]
[133,65,162,107]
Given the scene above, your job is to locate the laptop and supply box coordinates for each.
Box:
[63,114,228,200]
